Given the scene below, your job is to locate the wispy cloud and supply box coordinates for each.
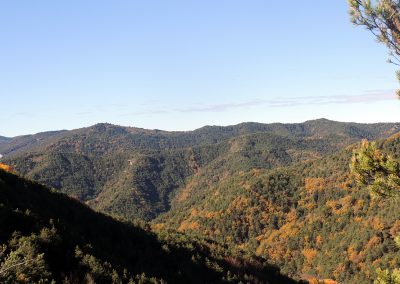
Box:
[175,100,265,113]
[76,111,95,116]
[120,110,170,116]
[282,90,395,106]
[1,112,35,120]
[125,89,397,116]
[131,110,170,115]
[257,90,395,108]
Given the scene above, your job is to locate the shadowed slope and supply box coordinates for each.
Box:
[0,169,300,283]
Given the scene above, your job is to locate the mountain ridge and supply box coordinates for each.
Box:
[3,119,400,282]
[4,119,400,221]
[2,119,400,158]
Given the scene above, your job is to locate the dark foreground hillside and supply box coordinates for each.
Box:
[0,169,300,284]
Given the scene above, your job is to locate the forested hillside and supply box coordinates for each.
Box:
[0,136,11,147]
[3,119,400,157]
[2,120,400,282]
[3,119,400,220]
[0,169,299,283]
[155,134,400,283]
[0,131,66,156]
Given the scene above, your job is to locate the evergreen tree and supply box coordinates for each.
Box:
[349,0,400,97]
[350,140,400,283]
[350,139,400,197]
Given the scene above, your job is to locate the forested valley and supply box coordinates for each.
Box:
[2,119,400,283]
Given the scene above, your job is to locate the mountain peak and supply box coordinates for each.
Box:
[304,118,334,123]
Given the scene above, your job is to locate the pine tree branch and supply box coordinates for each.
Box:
[0,259,33,274]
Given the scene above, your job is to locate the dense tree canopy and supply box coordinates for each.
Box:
[4,121,400,282]
[0,169,299,283]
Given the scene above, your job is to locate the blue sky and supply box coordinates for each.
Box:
[1,1,399,136]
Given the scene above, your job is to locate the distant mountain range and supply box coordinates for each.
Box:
[2,118,400,157]
[2,118,400,283]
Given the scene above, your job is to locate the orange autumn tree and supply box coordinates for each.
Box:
[0,163,15,173]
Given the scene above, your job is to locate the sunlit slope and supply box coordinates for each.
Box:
[155,135,400,283]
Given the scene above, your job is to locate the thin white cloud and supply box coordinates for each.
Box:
[175,100,265,113]
[75,111,94,116]
[2,112,35,120]
[125,89,397,115]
